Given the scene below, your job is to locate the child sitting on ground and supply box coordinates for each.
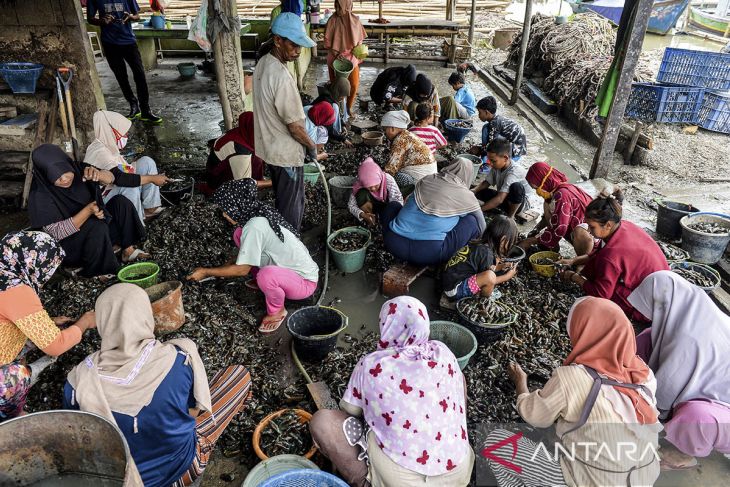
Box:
[471,95,527,161]
[408,102,448,155]
[440,215,519,308]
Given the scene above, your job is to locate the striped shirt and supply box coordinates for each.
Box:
[408,125,447,154]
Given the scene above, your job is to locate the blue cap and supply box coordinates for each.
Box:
[271,13,316,48]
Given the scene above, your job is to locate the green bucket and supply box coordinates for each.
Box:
[326,227,371,273]
[303,164,322,185]
[117,262,160,289]
[333,58,354,79]
[430,320,478,370]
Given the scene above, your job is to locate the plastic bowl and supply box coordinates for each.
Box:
[177,62,196,79]
[117,262,160,289]
[252,409,317,461]
[362,130,384,146]
[528,251,561,278]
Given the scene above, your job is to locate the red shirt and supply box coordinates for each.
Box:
[582,220,669,321]
[539,184,593,249]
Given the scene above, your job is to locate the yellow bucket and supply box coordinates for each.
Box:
[529,251,561,278]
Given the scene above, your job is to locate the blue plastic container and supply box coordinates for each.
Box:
[695,91,730,134]
[656,48,730,91]
[443,119,473,143]
[149,15,166,29]
[259,469,349,487]
[0,63,44,94]
[625,83,704,124]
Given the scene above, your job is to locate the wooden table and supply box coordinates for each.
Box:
[311,19,464,64]
[133,23,251,70]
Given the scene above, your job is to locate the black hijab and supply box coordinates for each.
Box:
[213,179,298,242]
[370,64,418,105]
[28,144,99,229]
[406,73,434,101]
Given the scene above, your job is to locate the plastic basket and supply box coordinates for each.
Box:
[656,48,730,91]
[430,321,478,370]
[529,251,561,278]
[443,119,473,143]
[117,262,160,289]
[241,455,319,487]
[625,83,704,123]
[670,261,721,292]
[259,469,349,487]
[0,63,44,94]
[695,91,730,134]
[252,409,316,461]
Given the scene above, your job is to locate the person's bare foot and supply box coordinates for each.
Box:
[258,309,288,334]
[660,445,698,470]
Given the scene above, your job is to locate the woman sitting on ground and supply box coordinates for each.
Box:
[28,144,148,277]
[187,179,319,333]
[64,283,252,487]
[441,215,518,308]
[347,157,403,226]
[628,271,730,469]
[408,102,447,155]
[312,77,352,140]
[404,73,441,127]
[0,231,95,422]
[486,297,661,487]
[304,100,349,160]
[558,190,669,322]
[370,64,417,108]
[381,157,486,267]
[381,110,436,195]
[84,110,170,223]
[204,112,266,196]
[310,296,474,487]
[518,162,594,256]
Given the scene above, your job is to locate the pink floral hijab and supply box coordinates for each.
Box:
[342,296,470,476]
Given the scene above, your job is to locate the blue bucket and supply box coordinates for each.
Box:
[0,63,44,94]
[150,15,166,29]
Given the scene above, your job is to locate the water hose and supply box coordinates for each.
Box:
[314,163,332,306]
[291,342,314,384]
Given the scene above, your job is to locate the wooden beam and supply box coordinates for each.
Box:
[468,0,477,45]
[510,0,532,105]
[590,0,653,179]
[211,0,245,131]
[22,99,49,209]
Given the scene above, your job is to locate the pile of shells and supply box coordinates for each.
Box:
[364,233,395,273]
[687,222,728,235]
[457,297,517,326]
[657,241,688,261]
[671,266,717,288]
[258,409,313,457]
[330,231,369,252]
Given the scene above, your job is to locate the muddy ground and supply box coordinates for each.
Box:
[6,31,730,486]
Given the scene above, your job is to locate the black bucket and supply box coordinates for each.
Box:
[286,306,348,362]
[656,199,699,239]
[161,178,194,207]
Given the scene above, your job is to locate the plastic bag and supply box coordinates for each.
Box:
[187,0,211,52]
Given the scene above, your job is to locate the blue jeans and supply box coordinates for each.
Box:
[104,156,161,225]
[381,202,481,267]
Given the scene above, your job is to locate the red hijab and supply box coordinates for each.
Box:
[526,162,568,194]
[565,297,658,425]
[214,112,255,153]
[308,101,336,126]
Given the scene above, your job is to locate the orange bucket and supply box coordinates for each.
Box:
[252,408,317,461]
[145,281,185,334]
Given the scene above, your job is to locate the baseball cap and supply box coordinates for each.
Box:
[271,13,316,48]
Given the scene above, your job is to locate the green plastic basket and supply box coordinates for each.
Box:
[326,227,371,273]
[117,262,160,289]
[303,164,322,185]
[333,58,354,78]
[241,454,319,487]
[430,320,478,370]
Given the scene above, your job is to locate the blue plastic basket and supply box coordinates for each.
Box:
[656,48,730,91]
[625,82,705,123]
[259,469,349,487]
[695,91,730,134]
[0,62,44,94]
[443,119,473,143]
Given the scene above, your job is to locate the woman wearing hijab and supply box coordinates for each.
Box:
[486,297,661,487]
[370,64,417,108]
[557,190,669,322]
[187,179,318,333]
[381,157,486,267]
[628,271,730,469]
[204,112,266,196]
[404,74,441,127]
[28,144,147,276]
[64,283,252,487]
[0,231,96,421]
[348,157,403,226]
[310,296,474,487]
[313,77,353,138]
[518,162,594,256]
[324,0,367,113]
[303,100,343,160]
[381,110,436,195]
[84,110,170,223]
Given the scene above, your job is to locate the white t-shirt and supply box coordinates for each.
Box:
[253,54,306,167]
[236,217,319,282]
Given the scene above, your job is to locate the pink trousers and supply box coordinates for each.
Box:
[636,327,730,457]
[256,265,317,315]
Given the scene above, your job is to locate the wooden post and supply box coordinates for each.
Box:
[623,121,643,164]
[590,0,653,179]
[448,0,458,65]
[510,0,532,105]
[22,99,49,209]
[211,0,246,131]
[469,0,477,46]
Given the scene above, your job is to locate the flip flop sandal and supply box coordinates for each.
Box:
[244,279,260,290]
[144,207,165,222]
[258,310,288,334]
[122,248,150,263]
